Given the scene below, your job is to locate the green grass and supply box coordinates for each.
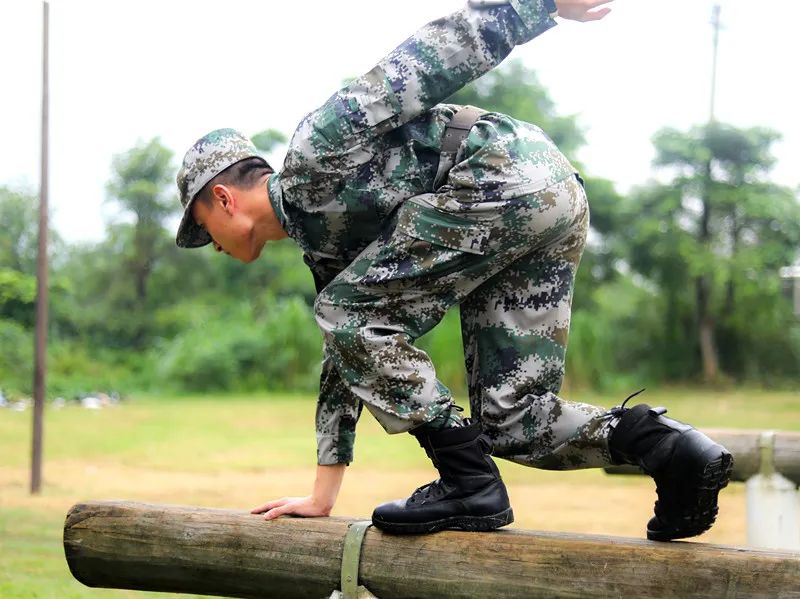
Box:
[0,392,432,472]
[0,388,797,598]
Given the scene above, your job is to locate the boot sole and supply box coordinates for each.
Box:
[373,507,514,535]
[647,449,733,542]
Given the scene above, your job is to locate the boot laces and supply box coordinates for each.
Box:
[603,388,646,419]
[408,479,446,504]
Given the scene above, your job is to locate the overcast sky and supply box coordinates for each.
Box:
[2,0,798,243]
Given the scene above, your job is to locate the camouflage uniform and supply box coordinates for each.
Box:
[264,0,615,467]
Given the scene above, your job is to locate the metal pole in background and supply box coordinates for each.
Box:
[31,0,50,495]
[709,4,721,122]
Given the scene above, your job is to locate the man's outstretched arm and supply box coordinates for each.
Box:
[284,0,611,185]
[289,0,559,166]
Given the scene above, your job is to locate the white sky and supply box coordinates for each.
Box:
[2,0,799,243]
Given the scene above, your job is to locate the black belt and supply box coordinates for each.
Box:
[441,105,486,154]
[435,105,487,189]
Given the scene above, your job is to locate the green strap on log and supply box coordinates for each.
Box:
[340,520,374,599]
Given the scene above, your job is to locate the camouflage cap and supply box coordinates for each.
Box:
[175,128,262,248]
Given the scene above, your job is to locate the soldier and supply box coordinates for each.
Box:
[175,0,733,540]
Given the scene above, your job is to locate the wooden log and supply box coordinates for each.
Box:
[64,501,800,599]
[604,429,800,485]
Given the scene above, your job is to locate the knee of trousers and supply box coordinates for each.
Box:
[314,289,388,352]
[314,289,344,343]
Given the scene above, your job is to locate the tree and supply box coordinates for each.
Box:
[251,129,287,155]
[621,122,800,382]
[0,186,66,329]
[106,138,175,305]
[76,138,178,348]
[0,186,42,274]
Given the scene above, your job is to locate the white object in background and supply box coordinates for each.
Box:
[81,396,102,410]
[11,398,30,412]
[746,431,800,550]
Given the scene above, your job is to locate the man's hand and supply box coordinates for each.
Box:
[555,0,613,22]
[251,495,332,520]
[251,463,346,521]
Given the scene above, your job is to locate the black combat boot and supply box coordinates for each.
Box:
[607,392,734,542]
[371,420,513,534]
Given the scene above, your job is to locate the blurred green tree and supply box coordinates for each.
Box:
[0,186,39,274]
[0,269,36,327]
[251,129,287,155]
[106,138,176,308]
[621,123,800,382]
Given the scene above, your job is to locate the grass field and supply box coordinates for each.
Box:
[1,388,798,598]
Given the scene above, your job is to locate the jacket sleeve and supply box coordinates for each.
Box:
[316,346,363,465]
[282,0,557,182]
[303,253,362,465]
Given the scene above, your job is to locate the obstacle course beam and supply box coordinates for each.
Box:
[604,429,800,485]
[64,501,800,599]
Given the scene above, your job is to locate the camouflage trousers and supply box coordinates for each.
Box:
[315,118,615,469]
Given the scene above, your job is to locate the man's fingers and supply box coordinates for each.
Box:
[251,498,287,514]
[264,504,291,520]
[581,7,611,21]
[555,0,614,22]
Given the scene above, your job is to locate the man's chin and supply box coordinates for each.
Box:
[235,253,257,264]
[249,239,267,262]
[236,243,264,264]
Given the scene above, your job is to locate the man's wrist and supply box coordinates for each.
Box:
[312,463,346,512]
[310,494,335,514]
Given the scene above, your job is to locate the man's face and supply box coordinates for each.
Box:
[191,185,261,263]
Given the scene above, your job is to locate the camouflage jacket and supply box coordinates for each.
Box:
[266,0,561,464]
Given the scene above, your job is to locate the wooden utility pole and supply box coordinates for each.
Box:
[31,0,50,495]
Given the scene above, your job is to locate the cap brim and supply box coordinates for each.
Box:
[175,200,212,248]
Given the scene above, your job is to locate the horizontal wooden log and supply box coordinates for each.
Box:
[604,429,800,485]
[64,501,800,599]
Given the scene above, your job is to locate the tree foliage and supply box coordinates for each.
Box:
[0,187,40,274]
[251,129,288,155]
[615,123,800,382]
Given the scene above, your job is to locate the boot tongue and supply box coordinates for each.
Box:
[610,403,682,473]
[412,423,500,492]
[434,442,498,490]
[611,404,653,446]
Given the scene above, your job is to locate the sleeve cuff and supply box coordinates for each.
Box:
[509,0,558,31]
[317,434,353,466]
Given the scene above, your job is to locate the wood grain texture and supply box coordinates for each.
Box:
[604,429,800,485]
[64,501,800,599]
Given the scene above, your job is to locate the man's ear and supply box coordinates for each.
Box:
[211,183,235,215]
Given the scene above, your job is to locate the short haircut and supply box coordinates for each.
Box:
[195,157,273,206]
